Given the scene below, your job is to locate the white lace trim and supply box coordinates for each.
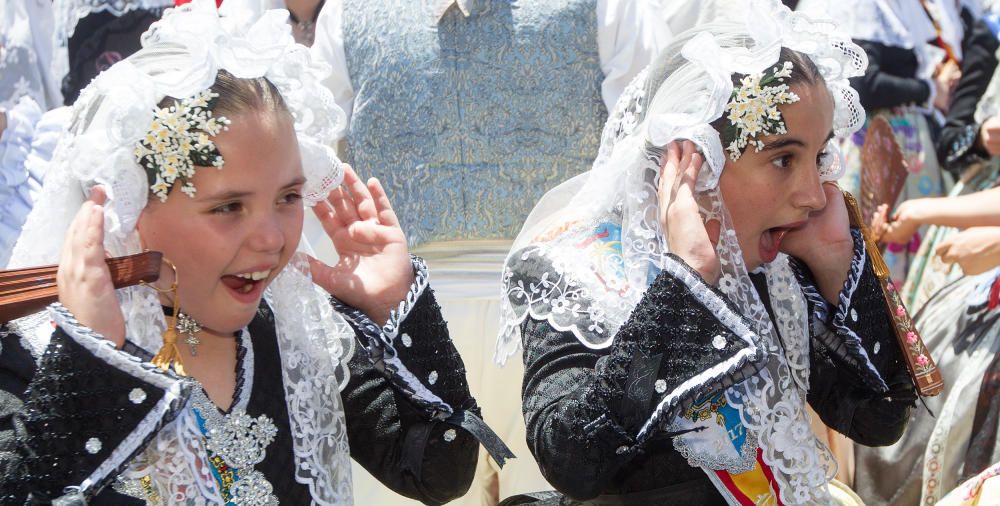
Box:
[55,0,173,40]
[266,253,355,504]
[0,0,61,111]
[500,242,630,351]
[382,255,430,340]
[47,303,190,496]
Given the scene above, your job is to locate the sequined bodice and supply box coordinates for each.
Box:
[342,0,606,246]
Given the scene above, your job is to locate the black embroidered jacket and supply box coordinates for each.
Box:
[514,231,917,503]
[0,260,482,505]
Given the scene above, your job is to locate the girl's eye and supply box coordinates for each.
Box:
[771,154,793,169]
[279,192,302,205]
[211,202,242,214]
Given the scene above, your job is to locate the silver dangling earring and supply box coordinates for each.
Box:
[176,312,202,356]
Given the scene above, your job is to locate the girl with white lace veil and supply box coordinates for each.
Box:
[0,0,504,503]
[496,0,922,504]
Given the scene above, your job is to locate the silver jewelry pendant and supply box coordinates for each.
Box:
[176,312,202,356]
[192,389,279,505]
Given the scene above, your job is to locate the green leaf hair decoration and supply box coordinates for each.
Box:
[724,61,800,161]
[133,89,231,201]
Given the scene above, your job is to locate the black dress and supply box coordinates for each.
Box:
[850,40,931,111]
[935,11,1000,178]
[509,230,917,504]
[0,262,485,504]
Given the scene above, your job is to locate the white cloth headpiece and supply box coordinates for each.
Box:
[9,1,355,502]
[497,1,867,503]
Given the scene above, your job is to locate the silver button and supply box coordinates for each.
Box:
[401,333,413,348]
[428,371,438,385]
[616,445,629,455]
[873,342,881,355]
[443,429,457,442]
[129,388,147,405]
[654,379,667,394]
[85,437,102,454]
[712,335,726,350]
[850,308,858,322]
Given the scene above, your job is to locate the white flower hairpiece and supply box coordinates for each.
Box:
[724,61,800,160]
[133,89,231,201]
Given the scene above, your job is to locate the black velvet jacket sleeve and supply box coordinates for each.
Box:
[517,232,915,501]
[0,305,190,504]
[789,230,916,447]
[936,13,1000,176]
[331,256,496,505]
[850,40,931,111]
[340,283,480,506]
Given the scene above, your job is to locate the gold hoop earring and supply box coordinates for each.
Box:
[141,255,177,296]
[145,257,190,376]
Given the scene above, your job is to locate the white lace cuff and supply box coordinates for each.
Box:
[382,255,430,340]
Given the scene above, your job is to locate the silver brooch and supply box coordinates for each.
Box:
[192,390,278,504]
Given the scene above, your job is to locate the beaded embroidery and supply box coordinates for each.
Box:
[191,388,278,506]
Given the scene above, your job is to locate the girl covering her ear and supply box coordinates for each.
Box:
[496,1,925,504]
[0,1,507,503]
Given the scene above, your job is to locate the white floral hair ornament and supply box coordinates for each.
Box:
[724,61,800,160]
[134,90,231,201]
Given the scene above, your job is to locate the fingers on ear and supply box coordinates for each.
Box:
[90,185,108,205]
[661,142,681,170]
